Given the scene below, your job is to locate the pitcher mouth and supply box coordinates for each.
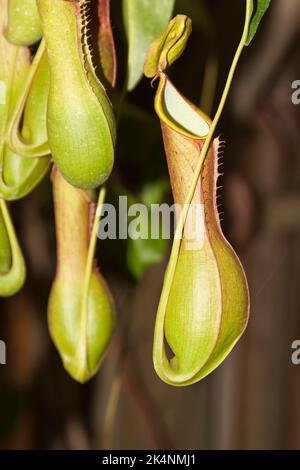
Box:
[154,72,211,140]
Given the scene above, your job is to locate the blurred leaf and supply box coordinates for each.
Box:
[126,179,169,280]
[123,0,175,91]
[98,0,117,87]
[141,180,169,206]
[246,0,271,46]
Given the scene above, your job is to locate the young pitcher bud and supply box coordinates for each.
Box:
[152,73,249,386]
[48,169,115,383]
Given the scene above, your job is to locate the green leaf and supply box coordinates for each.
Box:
[123,0,175,91]
[246,0,271,46]
[126,179,169,280]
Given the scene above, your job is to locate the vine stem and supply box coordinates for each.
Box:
[154,0,254,382]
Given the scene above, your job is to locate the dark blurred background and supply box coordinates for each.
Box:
[1,0,300,450]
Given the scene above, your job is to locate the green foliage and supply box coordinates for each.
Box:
[246,0,271,45]
[127,180,169,280]
[123,0,175,90]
